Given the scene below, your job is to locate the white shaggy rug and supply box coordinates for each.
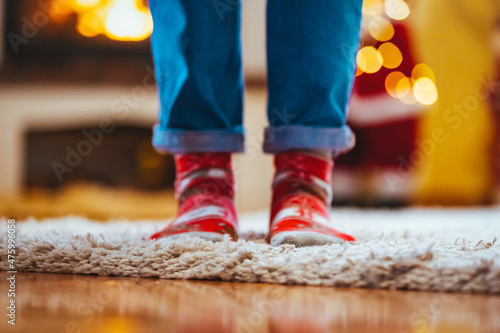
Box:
[1,208,500,294]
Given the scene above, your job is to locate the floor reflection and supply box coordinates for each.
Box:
[0,272,498,333]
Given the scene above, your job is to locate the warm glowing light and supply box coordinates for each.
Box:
[369,16,395,42]
[413,77,438,105]
[77,11,103,37]
[55,0,153,41]
[74,0,101,10]
[356,46,383,74]
[385,71,406,98]
[378,42,403,69]
[411,63,436,82]
[362,0,385,16]
[396,76,412,98]
[385,0,410,20]
[356,66,363,76]
[103,317,133,333]
[50,1,74,22]
[105,0,153,41]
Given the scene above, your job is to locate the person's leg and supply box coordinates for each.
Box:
[265,0,362,153]
[150,0,244,154]
[265,0,363,246]
[149,0,243,241]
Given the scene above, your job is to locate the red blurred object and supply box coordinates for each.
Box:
[150,153,239,241]
[267,152,355,246]
[336,21,422,204]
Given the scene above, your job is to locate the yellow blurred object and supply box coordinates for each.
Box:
[385,71,406,98]
[362,0,385,16]
[413,77,438,105]
[0,182,176,221]
[357,46,383,74]
[54,0,153,41]
[77,11,102,37]
[385,0,410,20]
[396,76,411,98]
[356,66,364,76]
[378,42,403,69]
[411,0,497,204]
[73,0,101,11]
[104,0,153,41]
[369,16,395,42]
[411,63,436,82]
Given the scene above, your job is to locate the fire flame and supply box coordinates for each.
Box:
[51,0,153,41]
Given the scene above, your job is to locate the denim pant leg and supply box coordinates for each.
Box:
[150,0,244,153]
[264,0,363,155]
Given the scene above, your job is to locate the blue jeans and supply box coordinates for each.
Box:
[150,0,362,154]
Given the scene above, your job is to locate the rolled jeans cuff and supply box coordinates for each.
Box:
[152,124,245,153]
[263,125,355,155]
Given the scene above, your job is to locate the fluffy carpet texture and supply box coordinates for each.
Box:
[1,209,500,294]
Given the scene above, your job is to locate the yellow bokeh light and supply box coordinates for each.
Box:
[385,0,410,20]
[104,0,153,41]
[362,0,385,16]
[385,71,406,98]
[356,66,363,76]
[73,0,101,10]
[76,11,103,37]
[411,63,436,82]
[396,76,411,98]
[77,22,100,37]
[378,42,403,69]
[56,0,153,41]
[368,16,395,42]
[50,0,75,21]
[413,77,438,105]
[357,46,383,74]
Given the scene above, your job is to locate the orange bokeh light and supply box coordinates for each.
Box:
[52,0,153,41]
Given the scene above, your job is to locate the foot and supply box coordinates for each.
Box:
[150,153,238,242]
[266,151,355,247]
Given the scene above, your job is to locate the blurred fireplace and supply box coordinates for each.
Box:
[0,1,176,195]
[0,0,270,214]
[2,0,154,84]
[1,0,269,81]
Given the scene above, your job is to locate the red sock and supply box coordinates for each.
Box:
[150,153,238,241]
[267,151,355,247]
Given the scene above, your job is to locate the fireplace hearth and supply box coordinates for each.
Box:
[2,0,153,84]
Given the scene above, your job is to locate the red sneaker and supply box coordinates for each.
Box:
[150,153,238,242]
[266,151,355,247]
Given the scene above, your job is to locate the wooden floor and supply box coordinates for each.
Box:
[0,273,499,333]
